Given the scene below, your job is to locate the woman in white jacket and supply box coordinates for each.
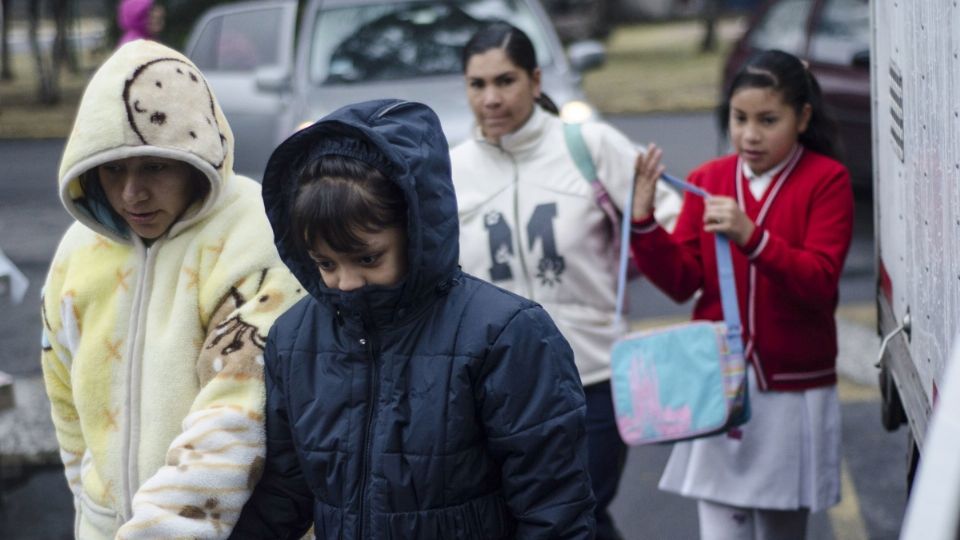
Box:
[450,22,679,539]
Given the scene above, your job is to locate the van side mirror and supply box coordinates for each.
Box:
[255,66,292,93]
[852,49,870,68]
[567,40,606,73]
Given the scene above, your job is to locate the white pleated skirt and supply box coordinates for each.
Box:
[658,365,842,512]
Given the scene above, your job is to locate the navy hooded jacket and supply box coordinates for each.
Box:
[230,100,595,539]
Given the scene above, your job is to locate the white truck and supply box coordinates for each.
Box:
[872,0,960,486]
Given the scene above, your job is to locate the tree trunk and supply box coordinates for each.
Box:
[29,0,60,104]
[51,0,78,75]
[0,0,12,80]
[700,0,719,53]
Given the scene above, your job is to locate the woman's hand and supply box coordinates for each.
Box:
[703,196,756,246]
[632,143,664,221]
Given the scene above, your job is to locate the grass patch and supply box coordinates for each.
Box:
[584,18,744,114]
[0,53,95,138]
[0,17,109,139]
[0,18,746,139]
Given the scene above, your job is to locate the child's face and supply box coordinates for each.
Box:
[465,48,541,144]
[308,227,408,291]
[728,86,812,176]
[98,156,197,240]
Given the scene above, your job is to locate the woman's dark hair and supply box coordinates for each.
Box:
[292,154,407,255]
[719,49,841,160]
[461,21,559,115]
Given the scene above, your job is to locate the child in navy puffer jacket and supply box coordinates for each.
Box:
[231,99,596,539]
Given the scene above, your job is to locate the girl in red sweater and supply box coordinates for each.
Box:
[630,49,854,539]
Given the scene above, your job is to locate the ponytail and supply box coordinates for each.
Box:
[536,92,560,116]
[797,69,842,160]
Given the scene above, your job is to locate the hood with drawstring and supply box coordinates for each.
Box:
[40,40,303,539]
[231,99,595,539]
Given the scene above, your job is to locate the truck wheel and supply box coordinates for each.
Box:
[880,363,906,431]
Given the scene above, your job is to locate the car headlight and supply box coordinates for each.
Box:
[560,100,596,123]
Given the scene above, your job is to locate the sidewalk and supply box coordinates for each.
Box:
[0,376,59,467]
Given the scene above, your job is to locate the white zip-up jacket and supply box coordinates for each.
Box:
[452,107,679,384]
[40,40,303,539]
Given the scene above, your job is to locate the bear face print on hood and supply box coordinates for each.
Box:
[262,99,459,328]
[58,39,232,244]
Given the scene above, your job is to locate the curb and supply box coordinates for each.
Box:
[0,375,59,467]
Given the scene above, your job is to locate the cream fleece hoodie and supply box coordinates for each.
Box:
[40,40,303,539]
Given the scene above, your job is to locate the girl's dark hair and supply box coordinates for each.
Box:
[292,154,407,255]
[461,21,559,115]
[719,49,841,160]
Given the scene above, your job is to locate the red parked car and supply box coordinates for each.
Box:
[722,0,870,191]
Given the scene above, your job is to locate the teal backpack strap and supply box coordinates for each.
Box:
[563,122,599,184]
[564,122,633,324]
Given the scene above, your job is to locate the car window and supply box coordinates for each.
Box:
[747,0,814,55]
[190,7,284,72]
[808,0,869,65]
[308,0,553,85]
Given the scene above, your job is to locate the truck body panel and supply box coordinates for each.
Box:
[873,0,960,451]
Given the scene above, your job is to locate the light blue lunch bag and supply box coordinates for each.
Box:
[609,171,750,446]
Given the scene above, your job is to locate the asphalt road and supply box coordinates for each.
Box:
[0,113,905,539]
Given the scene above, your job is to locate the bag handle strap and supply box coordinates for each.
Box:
[616,171,743,340]
[566,126,743,344]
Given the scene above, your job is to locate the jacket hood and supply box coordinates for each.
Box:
[262,99,459,326]
[58,39,233,243]
[118,0,153,39]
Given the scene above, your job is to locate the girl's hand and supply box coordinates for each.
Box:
[632,143,664,220]
[703,196,756,246]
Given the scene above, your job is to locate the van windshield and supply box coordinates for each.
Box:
[308,0,553,85]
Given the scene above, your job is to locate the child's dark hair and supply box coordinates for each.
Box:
[461,21,559,115]
[292,154,407,255]
[720,49,841,160]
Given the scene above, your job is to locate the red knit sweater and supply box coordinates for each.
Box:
[631,148,854,391]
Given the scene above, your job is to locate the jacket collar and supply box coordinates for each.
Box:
[472,106,550,155]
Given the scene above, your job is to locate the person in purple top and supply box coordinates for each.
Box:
[117,0,165,46]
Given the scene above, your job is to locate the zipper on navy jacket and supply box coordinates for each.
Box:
[357,331,379,539]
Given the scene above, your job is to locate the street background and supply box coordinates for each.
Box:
[0,4,908,540]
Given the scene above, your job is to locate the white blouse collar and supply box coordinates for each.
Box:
[741,144,799,183]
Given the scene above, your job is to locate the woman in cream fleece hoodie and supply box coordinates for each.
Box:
[40,40,303,539]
